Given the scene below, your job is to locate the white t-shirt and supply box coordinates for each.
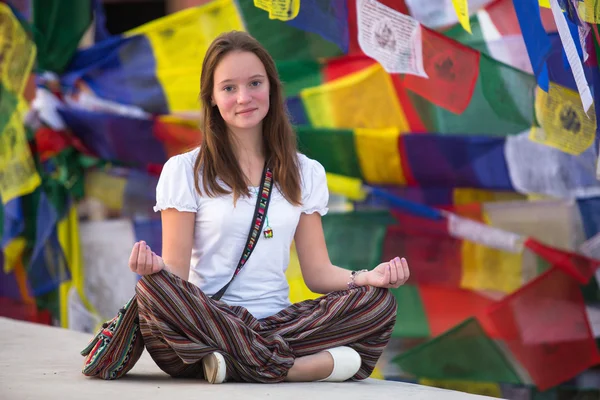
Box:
[153,148,329,319]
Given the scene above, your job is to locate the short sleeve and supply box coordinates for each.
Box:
[300,155,329,216]
[153,152,200,213]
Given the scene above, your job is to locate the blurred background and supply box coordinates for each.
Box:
[1,0,600,398]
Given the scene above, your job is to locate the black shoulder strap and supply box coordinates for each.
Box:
[211,163,273,301]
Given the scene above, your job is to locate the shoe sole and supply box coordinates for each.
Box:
[203,352,226,384]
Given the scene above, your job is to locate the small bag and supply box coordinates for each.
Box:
[80,296,144,380]
[81,164,274,379]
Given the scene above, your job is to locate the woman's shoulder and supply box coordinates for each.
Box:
[160,147,200,176]
[295,153,329,214]
[296,152,326,181]
[154,147,201,212]
[169,147,200,167]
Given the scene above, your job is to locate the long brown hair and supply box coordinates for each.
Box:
[194,31,301,205]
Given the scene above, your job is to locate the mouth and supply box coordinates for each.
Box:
[236,108,258,115]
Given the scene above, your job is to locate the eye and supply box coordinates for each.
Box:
[223,86,234,92]
[250,80,262,87]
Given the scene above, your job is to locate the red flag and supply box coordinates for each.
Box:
[525,238,600,284]
[383,211,462,288]
[485,0,522,36]
[0,297,52,325]
[322,54,377,81]
[389,74,427,132]
[404,27,480,115]
[34,127,72,162]
[153,118,202,158]
[419,285,498,337]
[487,268,600,390]
[323,54,426,132]
[485,0,556,35]
[34,127,96,161]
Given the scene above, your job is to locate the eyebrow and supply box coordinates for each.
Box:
[218,74,265,85]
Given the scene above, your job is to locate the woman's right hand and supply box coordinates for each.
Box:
[128,240,166,275]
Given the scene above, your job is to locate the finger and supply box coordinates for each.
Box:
[137,241,147,274]
[152,252,163,273]
[145,245,153,275]
[150,251,156,273]
[401,257,410,283]
[389,258,398,285]
[384,263,391,287]
[396,257,405,283]
[128,242,140,272]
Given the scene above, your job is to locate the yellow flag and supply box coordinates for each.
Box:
[0,102,41,204]
[57,205,95,328]
[326,173,367,201]
[370,366,385,380]
[0,3,36,96]
[2,237,26,274]
[354,128,406,185]
[527,193,554,201]
[84,170,127,210]
[451,0,472,34]
[286,242,321,303]
[254,0,300,21]
[453,188,525,205]
[461,240,523,293]
[460,213,523,294]
[125,0,245,113]
[531,83,596,155]
[577,0,600,23]
[0,4,39,204]
[158,114,201,129]
[300,63,410,131]
[539,0,550,8]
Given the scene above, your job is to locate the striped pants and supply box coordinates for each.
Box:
[135,270,397,383]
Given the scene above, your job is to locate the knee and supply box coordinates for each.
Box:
[361,286,397,323]
[136,270,167,296]
[136,270,207,311]
[135,270,186,307]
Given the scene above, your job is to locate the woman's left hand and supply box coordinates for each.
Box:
[360,257,410,289]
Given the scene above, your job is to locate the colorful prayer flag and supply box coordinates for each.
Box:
[392,318,525,384]
[404,27,480,115]
[301,63,410,130]
[487,268,600,390]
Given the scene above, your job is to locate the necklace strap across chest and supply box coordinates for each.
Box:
[211,163,273,301]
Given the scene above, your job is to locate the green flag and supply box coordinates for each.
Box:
[297,127,363,178]
[33,0,92,73]
[390,285,431,338]
[392,318,524,384]
[322,210,395,272]
[237,0,342,61]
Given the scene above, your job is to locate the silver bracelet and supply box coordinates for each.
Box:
[347,269,368,289]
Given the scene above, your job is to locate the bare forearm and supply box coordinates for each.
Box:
[160,209,194,282]
[305,264,367,294]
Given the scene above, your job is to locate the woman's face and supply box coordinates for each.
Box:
[211,50,270,133]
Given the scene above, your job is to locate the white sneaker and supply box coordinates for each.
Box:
[202,352,227,384]
[317,346,362,382]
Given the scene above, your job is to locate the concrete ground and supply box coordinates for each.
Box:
[0,317,504,400]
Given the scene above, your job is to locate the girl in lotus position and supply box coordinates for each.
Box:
[128,30,409,384]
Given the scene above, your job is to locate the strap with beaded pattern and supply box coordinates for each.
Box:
[211,163,273,301]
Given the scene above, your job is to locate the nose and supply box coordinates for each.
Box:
[237,88,252,104]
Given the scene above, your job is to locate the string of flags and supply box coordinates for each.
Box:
[1,0,600,396]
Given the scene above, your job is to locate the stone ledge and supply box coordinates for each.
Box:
[0,317,503,400]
